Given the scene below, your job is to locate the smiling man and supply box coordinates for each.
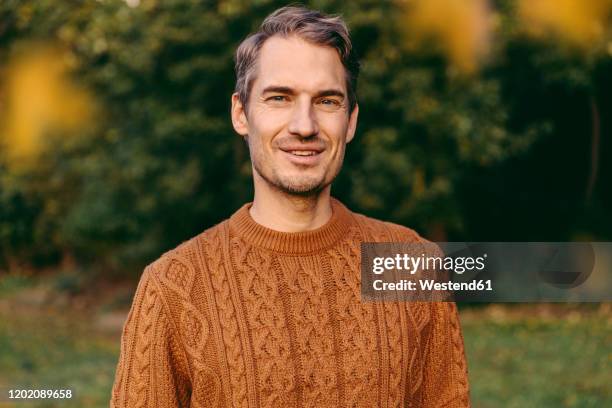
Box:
[111,5,470,408]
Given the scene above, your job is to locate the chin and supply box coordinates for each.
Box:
[255,163,332,196]
[276,175,327,196]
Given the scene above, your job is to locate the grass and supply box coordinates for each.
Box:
[0,311,118,407]
[461,304,612,407]
[0,276,610,407]
[0,274,131,408]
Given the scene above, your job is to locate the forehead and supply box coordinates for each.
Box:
[253,35,346,92]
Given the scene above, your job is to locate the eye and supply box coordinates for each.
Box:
[319,98,340,106]
[267,95,288,102]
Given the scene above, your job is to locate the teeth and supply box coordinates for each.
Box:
[290,150,317,156]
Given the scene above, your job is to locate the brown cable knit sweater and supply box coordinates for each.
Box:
[110,198,470,407]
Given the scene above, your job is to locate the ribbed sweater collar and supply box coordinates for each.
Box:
[228,198,354,254]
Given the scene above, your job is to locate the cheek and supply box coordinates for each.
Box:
[250,110,287,150]
[320,116,349,155]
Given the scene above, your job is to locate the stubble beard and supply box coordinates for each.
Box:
[247,135,346,198]
[253,159,328,197]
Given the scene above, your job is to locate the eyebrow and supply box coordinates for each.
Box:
[261,85,345,99]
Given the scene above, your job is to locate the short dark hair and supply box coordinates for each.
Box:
[234,5,360,114]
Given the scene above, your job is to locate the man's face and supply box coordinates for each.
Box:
[231,35,359,196]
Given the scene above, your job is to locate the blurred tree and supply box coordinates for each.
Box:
[0,0,609,276]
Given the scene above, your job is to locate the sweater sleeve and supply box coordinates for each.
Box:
[420,302,471,407]
[110,266,191,408]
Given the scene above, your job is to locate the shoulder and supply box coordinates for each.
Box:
[350,210,427,243]
[349,209,445,277]
[144,220,228,292]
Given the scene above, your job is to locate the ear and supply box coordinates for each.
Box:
[345,103,359,144]
[231,93,249,137]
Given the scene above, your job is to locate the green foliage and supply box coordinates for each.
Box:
[0,273,33,296]
[0,0,609,274]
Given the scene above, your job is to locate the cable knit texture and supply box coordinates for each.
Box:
[110,198,470,407]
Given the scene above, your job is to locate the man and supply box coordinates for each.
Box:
[111,5,470,407]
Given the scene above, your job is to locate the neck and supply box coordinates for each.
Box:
[250,175,333,233]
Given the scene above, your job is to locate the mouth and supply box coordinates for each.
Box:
[279,147,324,165]
[286,150,320,156]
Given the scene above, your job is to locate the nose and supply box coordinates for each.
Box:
[288,97,319,138]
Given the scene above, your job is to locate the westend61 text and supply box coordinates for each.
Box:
[373,279,493,291]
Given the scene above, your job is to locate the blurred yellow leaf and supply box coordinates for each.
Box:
[1,43,94,165]
[518,0,612,48]
[398,0,494,74]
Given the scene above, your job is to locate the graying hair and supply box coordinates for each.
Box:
[234,5,360,115]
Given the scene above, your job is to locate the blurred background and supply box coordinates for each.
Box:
[0,0,610,406]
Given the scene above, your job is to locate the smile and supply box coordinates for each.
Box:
[289,150,319,156]
[280,148,324,166]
